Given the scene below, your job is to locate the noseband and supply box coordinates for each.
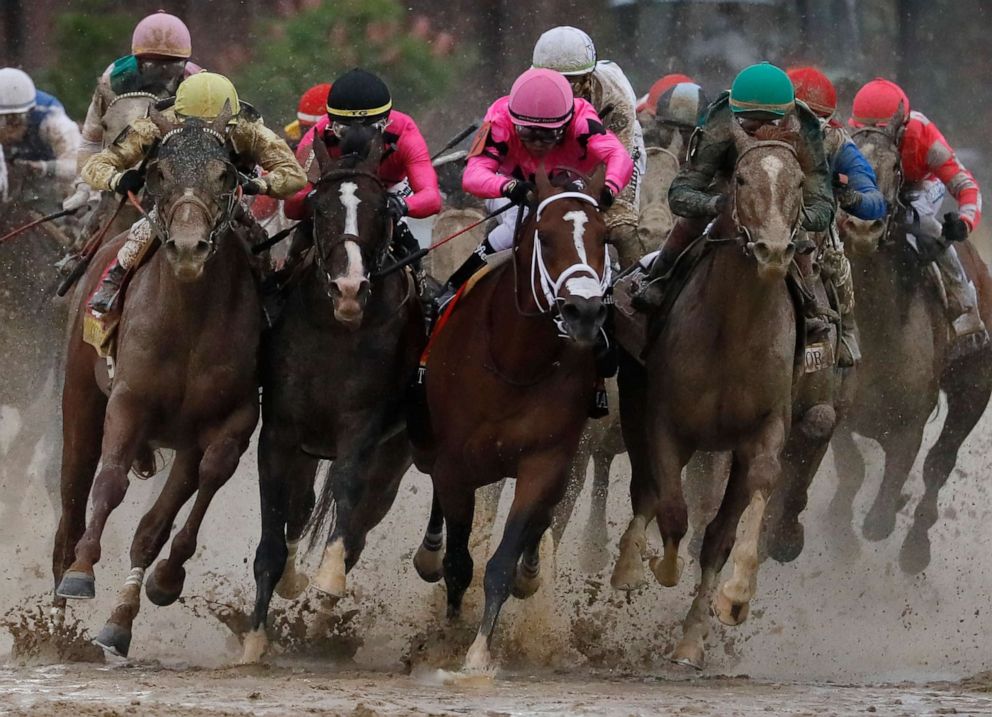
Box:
[731,140,804,255]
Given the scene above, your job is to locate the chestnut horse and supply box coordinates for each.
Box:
[830,110,992,573]
[240,129,423,663]
[52,109,263,657]
[411,167,610,671]
[612,119,806,668]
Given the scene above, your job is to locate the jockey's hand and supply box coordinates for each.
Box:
[111,169,144,196]
[62,185,92,212]
[836,186,862,212]
[239,174,268,196]
[502,179,535,206]
[599,185,615,209]
[13,159,53,177]
[942,212,969,243]
[386,195,408,223]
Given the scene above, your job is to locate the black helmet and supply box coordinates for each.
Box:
[326,68,392,123]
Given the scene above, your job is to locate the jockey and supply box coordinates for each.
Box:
[531,26,645,266]
[651,81,709,153]
[440,67,633,300]
[65,11,201,213]
[283,68,441,296]
[82,72,306,314]
[788,66,887,366]
[0,68,80,203]
[636,73,694,117]
[633,62,835,311]
[283,83,331,148]
[849,77,987,356]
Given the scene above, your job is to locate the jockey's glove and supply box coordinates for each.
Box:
[13,159,55,177]
[502,179,535,206]
[62,184,92,212]
[111,169,144,196]
[836,187,861,212]
[942,212,969,243]
[240,175,268,196]
[599,185,615,209]
[387,194,408,223]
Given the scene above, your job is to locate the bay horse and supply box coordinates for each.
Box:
[240,128,423,663]
[410,166,610,671]
[830,108,992,573]
[52,106,263,657]
[611,118,806,669]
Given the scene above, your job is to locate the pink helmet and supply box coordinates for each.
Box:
[508,68,574,128]
[131,11,192,59]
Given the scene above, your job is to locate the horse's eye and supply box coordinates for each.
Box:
[736,175,745,186]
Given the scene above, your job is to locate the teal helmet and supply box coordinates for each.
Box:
[729,62,795,117]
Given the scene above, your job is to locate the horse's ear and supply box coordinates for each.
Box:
[312,133,333,174]
[730,114,755,151]
[780,108,800,132]
[362,132,384,170]
[148,106,173,135]
[535,162,553,197]
[587,162,606,200]
[211,99,234,135]
[887,101,907,142]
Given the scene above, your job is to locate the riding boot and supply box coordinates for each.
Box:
[630,216,705,312]
[794,250,832,345]
[432,239,495,317]
[935,243,989,359]
[89,260,126,315]
[393,220,432,319]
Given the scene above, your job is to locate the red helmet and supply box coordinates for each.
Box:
[642,73,694,115]
[297,83,332,125]
[787,66,836,117]
[131,11,192,59]
[850,78,910,127]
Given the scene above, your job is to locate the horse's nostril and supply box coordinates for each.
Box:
[871,219,884,232]
[561,303,581,323]
[164,241,178,255]
[195,240,210,254]
[357,280,371,299]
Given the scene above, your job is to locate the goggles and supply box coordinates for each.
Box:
[329,118,388,138]
[514,124,566,145]
[0,113,27,129]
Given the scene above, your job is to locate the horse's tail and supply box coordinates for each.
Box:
[305,462,336,551]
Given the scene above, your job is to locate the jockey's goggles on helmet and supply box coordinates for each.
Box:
[514,124,566,145]
[329,118,388,138]
[0,112,27,129]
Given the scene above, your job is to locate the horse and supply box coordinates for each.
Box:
[240,128,423,663]
[51,106,264,658]
[611,118,807,669]
[829,108,992,573]
[410,165,610,671]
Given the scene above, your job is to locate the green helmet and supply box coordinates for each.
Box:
[729,62,795,116]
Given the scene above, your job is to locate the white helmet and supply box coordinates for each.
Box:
[0,68,36,115]
[532,26,596,77]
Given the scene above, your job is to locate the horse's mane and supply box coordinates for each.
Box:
[750,123,815,174]
[337,124,378,169]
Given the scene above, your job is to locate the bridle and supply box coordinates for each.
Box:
[143,125,240,258]
[731,140,804,255]
[849,125,905,246]
[310,166,389,299]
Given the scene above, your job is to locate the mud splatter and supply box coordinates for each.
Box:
[2,601,104,664]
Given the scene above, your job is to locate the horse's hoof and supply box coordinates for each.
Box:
[56,571,96,600]
[274,570,309,600]
[94,621,131,658]
[511,567,541,599]
[713,590,750,627]
[899,529,932,575]
[649,555,684,587]
[413,544,444,583]
[145,562,185,607]
[767,521,805,564]
[313,542,347,598]
[463,633,492,673]
[239,628,268,664]
[610,550,646,592]
[671,639,705,670]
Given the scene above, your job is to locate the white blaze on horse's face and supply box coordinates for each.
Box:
[339,181,361,236]
[328,182,371,329]
[561,209,602,299]
[738,148,800,281]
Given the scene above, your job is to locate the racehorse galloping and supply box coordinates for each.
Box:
[411,167,610,671]
[831,110,992,573]
[612,119,805,669]
[241,129,423,663]
[52,107,263,657]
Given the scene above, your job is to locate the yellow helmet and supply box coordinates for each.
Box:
[174,72,240,120]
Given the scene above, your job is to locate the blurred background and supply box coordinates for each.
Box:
[2,0,989,194]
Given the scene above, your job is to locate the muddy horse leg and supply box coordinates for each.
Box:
[94,449,200,657]
[413,488,445,582]
[549,427,595,552]
[242,425,318,664]
[826,427,865,554]
[437,466,476,620]
[648,426,691,587]
[672,454,751,669]
[901,367,991,574]
[464,450,567,671]
[57,391,147,599]
[578,442,615,573]
[146,411,255,607]
[863,422,926,542]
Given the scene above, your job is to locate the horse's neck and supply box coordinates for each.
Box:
[851,241,929,325]
[699,244,790,333]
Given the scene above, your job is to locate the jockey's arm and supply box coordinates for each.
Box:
[230,119,306,199]
[396,123,441,218]
[922,120,982,231]
[462,142,511,199]
[668,123,731,218]
[39,109,82,183]
[282,125,318,220]
[77,86,108,175]
[81,117,160,191]
[797,109,835,233]
[833,140,887,220]
[584,122,635,197]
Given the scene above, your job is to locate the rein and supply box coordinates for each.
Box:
[106,91,158,110]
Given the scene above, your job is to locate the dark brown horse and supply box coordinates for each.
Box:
[240,128,423,663]
[51,109,263,657]
[612,120,806,669]
[830,113,992,573]
[410,166,610,671]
